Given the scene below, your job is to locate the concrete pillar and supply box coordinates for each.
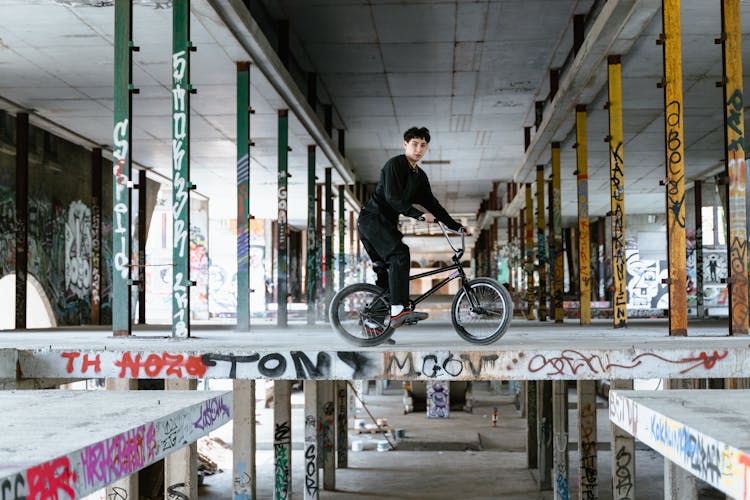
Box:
[90,147,103,325]
[663,378,697,499]
[325,168,334,307]
[233,379,256,500]
[575,105,591,325]
[277,109,289,328]
[137,168,147,324]
[537,380,553,490]
[552,380,569,500]
[236,61,252,331]
[274,380,292,499]
[610,380,635,500]
[525,185,536,320]
[164,378,198,500]
[526,381,538,468]
[336,381,348,468]
[577,380,597,499]
[321,380,336,490]
[304,381,320,500]
[14,111,28,330]
[536,165,548,321]
[694,180,705,318]
[105,378,138,500]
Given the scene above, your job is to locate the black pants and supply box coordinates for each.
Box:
[357,210,410,307]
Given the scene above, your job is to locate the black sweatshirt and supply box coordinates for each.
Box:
[362,154,462,231]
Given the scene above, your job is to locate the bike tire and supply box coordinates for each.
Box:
[329,283,395,347]
[451,278,512,344]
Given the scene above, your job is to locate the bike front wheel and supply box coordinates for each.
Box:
[329,283,395,347]
[451,278,512,344]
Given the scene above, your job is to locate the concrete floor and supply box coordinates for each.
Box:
[194,381,684,500]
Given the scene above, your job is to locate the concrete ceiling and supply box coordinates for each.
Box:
[0,0,747,234]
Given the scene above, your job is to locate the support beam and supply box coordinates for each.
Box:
[277,109,289,328]
[113,0,134,336]
[536,380,552,490]
[274,380,292,500]
[336,381,348,468]
[338,185,346,292]
[551,144,563,322]
[577,380,598,499]
[307,145,317,325]
[14,112,28,330]
[91,147,103,325]
[576,105,591,325]
[321,381,336,490]
[525,184,536,320]
[552,380,569,500]
[721,0,748,335]
[608,55,627,328]
[137,168,146,325]
[304,381,320,500]
[325,168,334,306]
[609,379,635,500]
[536,166,548,321]
[165,378,199,500]
[526,381,538,469]
[233,379,256,500]
[694,180,704,318]
[236,61,251,331]
[661,0,688,336]
[172,0,192,338]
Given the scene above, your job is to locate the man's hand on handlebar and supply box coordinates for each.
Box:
[420,213,436,223]
[461,226,472,236]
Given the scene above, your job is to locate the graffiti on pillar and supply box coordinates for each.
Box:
[172,49,189,337]
[304,414,318,497]
[426,380,449,418]
[112,118,130,282]
[609,141,627,326]
[274,421,291,500]
[665,101,685,229]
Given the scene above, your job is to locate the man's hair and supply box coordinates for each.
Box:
[403,127,430,144]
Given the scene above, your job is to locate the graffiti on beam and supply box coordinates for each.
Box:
[384,352,500,379]
[79,423,157,489]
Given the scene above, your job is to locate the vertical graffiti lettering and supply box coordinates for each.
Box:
[274,421,291,500]
[172,49,189,337]
[112,119,130,280]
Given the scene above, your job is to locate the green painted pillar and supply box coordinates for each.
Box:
[236,61,251,331]
[307,145,317,325]
[172,0,192,337]
[277,109,289,327]
[15,112,28,330]
[113,0,134,336]
[338,185,346,292]
[325,168,333,306]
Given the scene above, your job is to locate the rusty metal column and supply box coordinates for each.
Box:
[551,144,564,322]
[91,147,103,324]
[113,0,134,336]
[536,166,548,320]
[575,105,591,325]
[338,185,346,291]
[14,112,28,329]
[660,0,688,336]
[694,180,705,318]
[307,145,317,325]
[171,0,193,338]
[608,55,627,328]
[137,168,146,324]
[237,61,252,331]
[577,380,598,499]
[525,184,536,320]
[277,109,289,328]
[721,0,748,335]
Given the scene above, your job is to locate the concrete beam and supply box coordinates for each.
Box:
[610,388,750,499]
[0,390,232,499]
[206,0,359,209]
[513,0,661,183]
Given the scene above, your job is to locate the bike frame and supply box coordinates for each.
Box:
[368,223,481,311]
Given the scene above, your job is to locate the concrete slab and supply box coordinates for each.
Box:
[0,390,232,499]
[609,389,750,499]
[2,320,748,381]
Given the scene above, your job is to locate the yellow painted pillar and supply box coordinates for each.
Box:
[551,143,564,322]
[525,184,536,320]
[722,0,748,335]
[607,55,627,328]
[661,0,688,336]
[576,105,591,325]
[536,166,548,320]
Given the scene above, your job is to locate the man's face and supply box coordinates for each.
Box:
[403,137,429,163]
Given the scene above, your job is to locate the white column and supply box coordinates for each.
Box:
[304,381,320,500]
[274,380,292,500]
[164,378,198,500]
[233,379,256,500]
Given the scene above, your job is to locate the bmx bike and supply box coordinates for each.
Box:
[329,223,513,346]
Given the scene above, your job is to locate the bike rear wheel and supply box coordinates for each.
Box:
[329,283,395,347]
[451,278,512,344]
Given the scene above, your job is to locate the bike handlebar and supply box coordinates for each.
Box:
[416,216,465,257]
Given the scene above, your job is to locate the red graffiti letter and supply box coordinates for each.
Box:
[60,352,80,374]
[114,352,142,378]
[27,456,77,499]
[81,354,101,374]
